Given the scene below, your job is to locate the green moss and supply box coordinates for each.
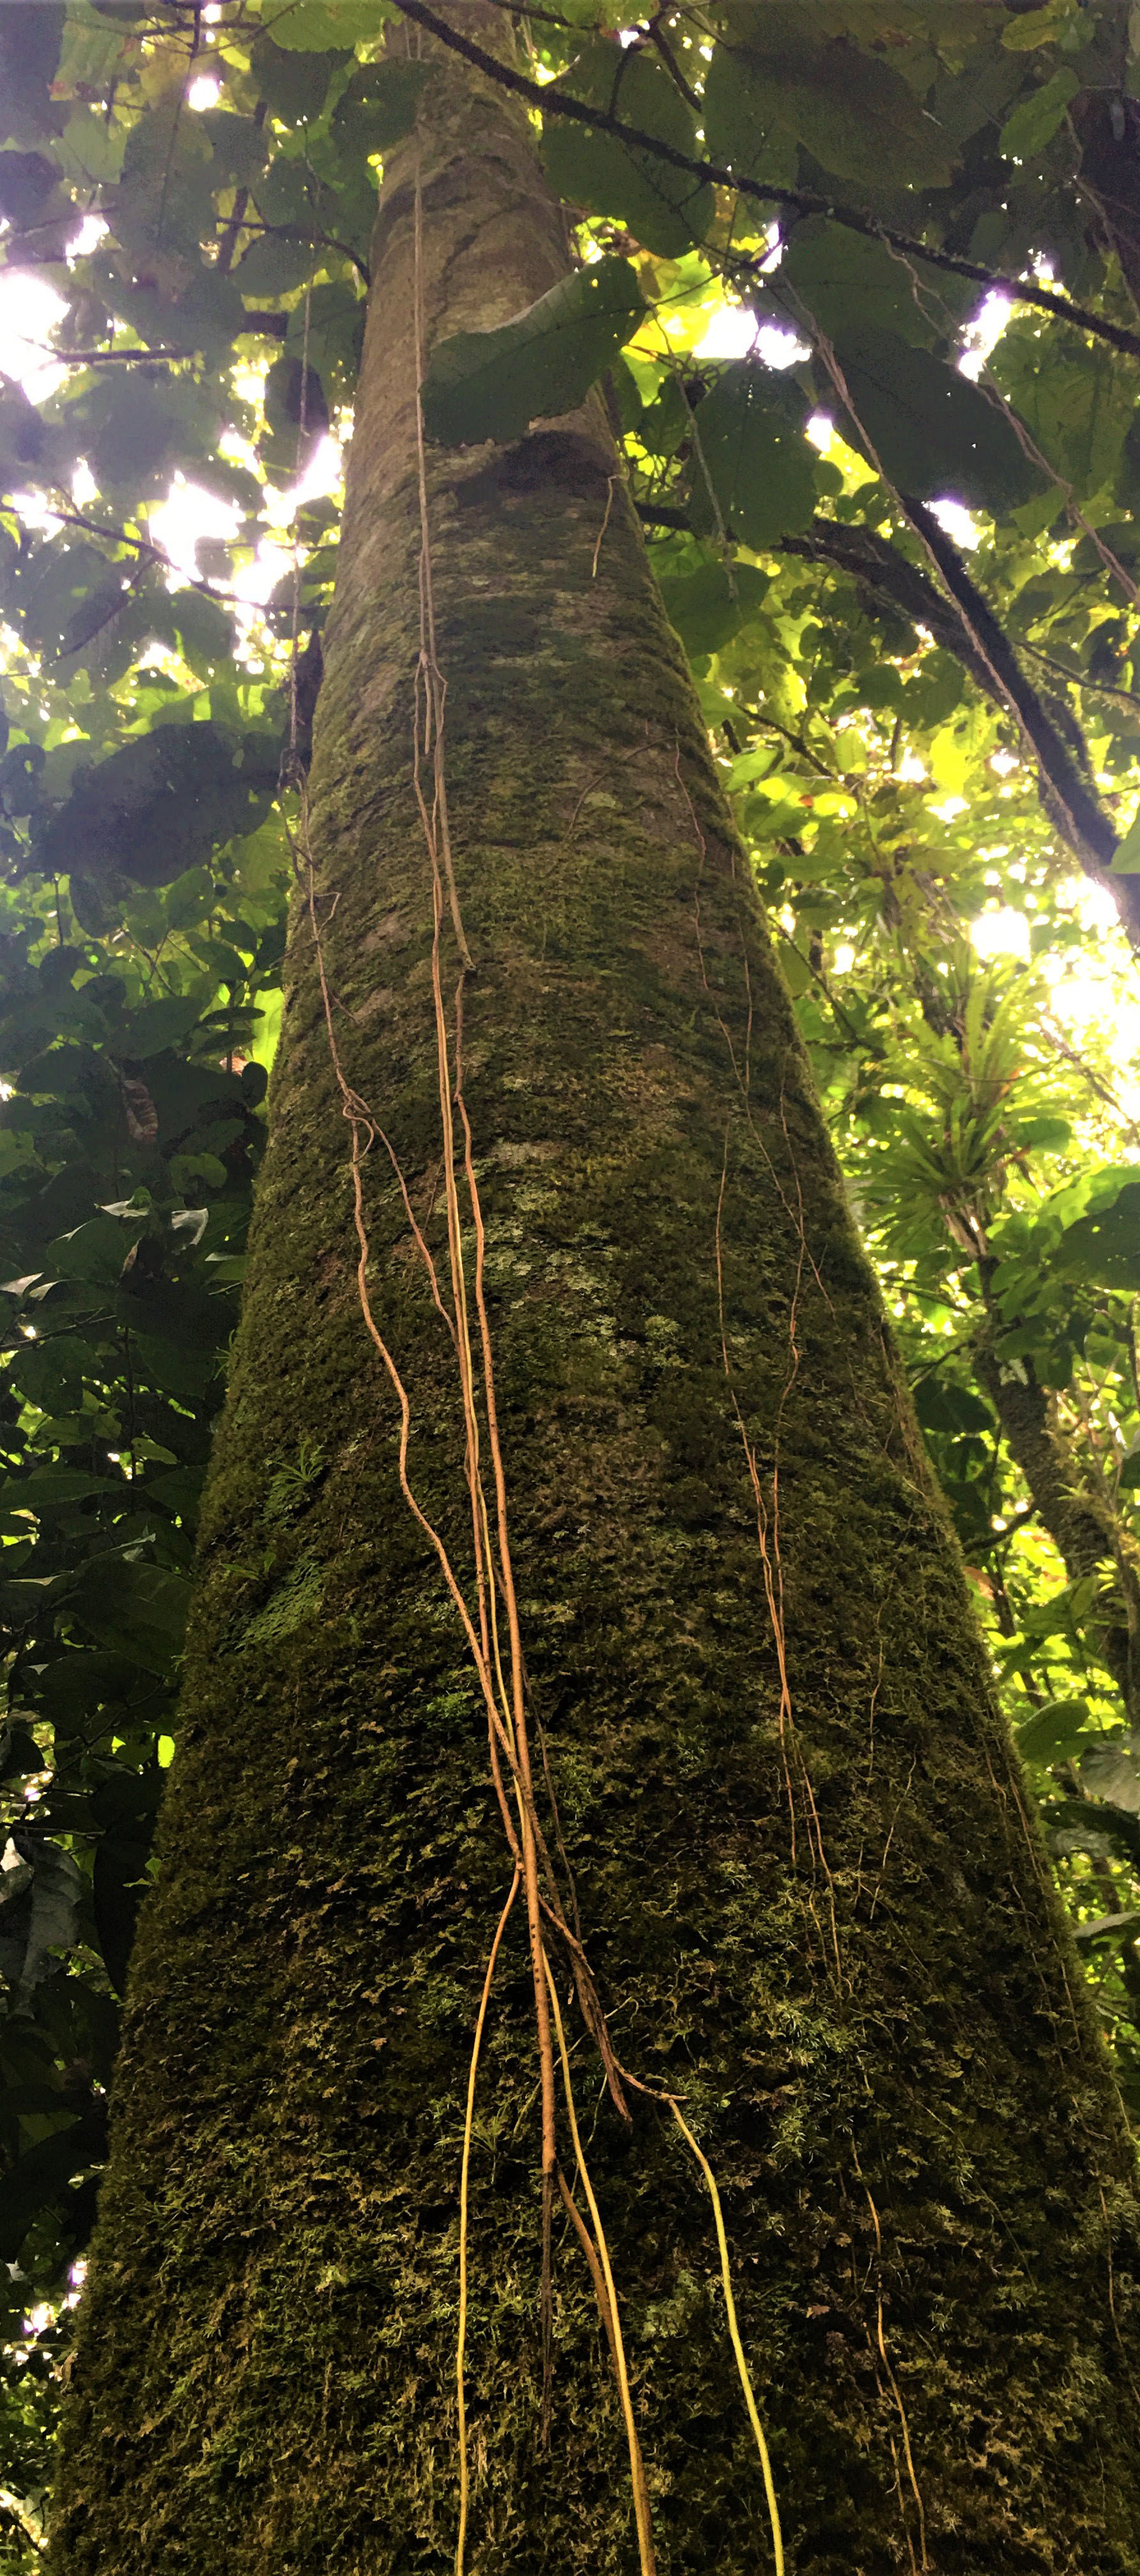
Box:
[238,1556,325,1648]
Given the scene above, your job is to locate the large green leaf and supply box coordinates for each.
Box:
[658,560,771,656]
[996,328,1131,502]
[0,1835,83,2011]
[116,84,217,263]
[689,366,819,551]
[331,61,429,156]
[0,2108,107,2265]
[0,376,60,494]
[1053,1180,1140,1290]
[829,330,1045,513]
[705,8,957,190]
[1014,1696,1090,1761]
[68,1558,191,1675]
[265,1,375,47]
[198,111,270,192]
[781,218,972,351]
[999,65,1079,160]
[542,44,714,259]
[246,31,353,119]
[423,258,644,447]
[702,42,799,186]
[0,4,65,139]
[53,374,223,501]
[31,723,278,890]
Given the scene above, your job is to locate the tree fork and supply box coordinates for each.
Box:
[49,13,1140,2573]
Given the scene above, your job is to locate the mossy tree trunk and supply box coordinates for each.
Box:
[49,19,1140,2574]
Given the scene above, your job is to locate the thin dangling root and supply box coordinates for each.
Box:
[670,2101,785,2576]
[543,1951,658,2576]
[457,1864,521,2576]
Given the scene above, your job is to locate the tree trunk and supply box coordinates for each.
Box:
[49,20,1140,2574]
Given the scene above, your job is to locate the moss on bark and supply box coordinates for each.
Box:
[48,17,1140,2574]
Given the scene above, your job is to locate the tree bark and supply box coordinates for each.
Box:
[49,17,1140,2574]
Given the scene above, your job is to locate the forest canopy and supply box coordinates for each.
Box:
[2,0,1140,2555]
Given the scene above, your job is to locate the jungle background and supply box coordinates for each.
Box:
[3,0,1140,2553]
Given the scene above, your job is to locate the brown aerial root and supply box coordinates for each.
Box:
[456,1864,521,2576]
[854,2155,928,2575]
[544,1951,658,2576]
[713,1138,843,1986]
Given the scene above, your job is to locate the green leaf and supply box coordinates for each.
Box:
[173,591,236,681]
[1112,806,1140,874]
[705,9,957,190]
[1014,1695,1090,1761]
[2,1469,114,1512]
[47,1214,142,1287]
[0,148,61,229]
[1072,1907,1140,1948]
[125,997,204,1059]
[60,374,220,500]
[999,65,1079,159]
[236,231,316,298]
[247,30,353,119]
[32,723,276,890]
[0,1836,83,2011]
[1001,1,1072,46]
[1081,1734,1140,1811]
[829,330,1045,514]
[636,374,689,457]
[0,2109,107,2265]
[701,42,799,186]
[541,45,714,259]
[998,329,1130,498]
[689,366,819,551]
[0,4,65,140]
[68,1558,191,1675]
[198,111,269,191]
[0,376,58,494]
[913,1377,994,1435]
[0,1721,42,1780]
[658,560,771,656]
[266,1,376,45]
[422,258,645,447]
[781,218,971,350]
[1055,1181,1140,1289]
[331,60,429,157]
[117,84,217,261]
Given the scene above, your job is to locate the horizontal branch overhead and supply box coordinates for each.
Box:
[395,0,1140,366]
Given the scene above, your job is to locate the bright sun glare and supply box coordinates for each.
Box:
[0,267,343,611]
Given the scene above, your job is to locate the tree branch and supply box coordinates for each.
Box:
[225,217,370,289]
[778,515,999,694]
[1022,636,1140,718]
[635,494,1137,935]
[901,495,1138,932]
[42,505,236,605]
[32,346,194,366]
[394,0,1140,365]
